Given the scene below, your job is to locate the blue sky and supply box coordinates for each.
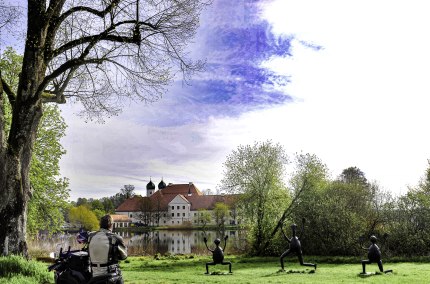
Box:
[2,0,430,200]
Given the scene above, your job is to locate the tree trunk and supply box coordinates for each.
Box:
[0,100,42,257]
[256,179,310,255]
[0,0,46,255]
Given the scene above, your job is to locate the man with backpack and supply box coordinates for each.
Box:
[88,215,127,283]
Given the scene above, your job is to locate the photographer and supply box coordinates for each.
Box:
[88,215,127,283]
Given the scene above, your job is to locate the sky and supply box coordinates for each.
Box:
[2,0,430,201]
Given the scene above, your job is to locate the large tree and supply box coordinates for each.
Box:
[0,0,208,256]
[221,140,290,254]
[1,47,69,238]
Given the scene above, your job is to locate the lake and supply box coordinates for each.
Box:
[31,229,247,256]
[121,229,247,255]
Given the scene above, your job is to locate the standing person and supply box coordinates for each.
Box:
[88,215,127,283]
[280,220,317,271]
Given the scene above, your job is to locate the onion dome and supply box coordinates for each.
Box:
[146,179,155,190]
[158,178,166,189]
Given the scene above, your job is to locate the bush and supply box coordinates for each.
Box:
[0,255,52,284]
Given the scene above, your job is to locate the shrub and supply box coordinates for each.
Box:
[0,255,52,284]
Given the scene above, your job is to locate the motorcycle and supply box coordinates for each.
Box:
[48,230,122,284]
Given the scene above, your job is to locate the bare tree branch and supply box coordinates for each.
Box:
[20,0,208,122]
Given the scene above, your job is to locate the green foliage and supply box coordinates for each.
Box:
[92,209,106,221]
[101,197,115,214]
[213,202,229,227]
[0,47,20,138]
[68,205,99,231]
[1,47,69,237]
[0,255,52,284]
[259,153,329,255]
[91,199,104,211]
[76,198,89,207]
[28,104,69,236]
[198,209,212,227]
[288,153,330,195]
[338,166,369,186]
[221,140,290,253]
[297,181,370,256]
[288,158,390,256]
[384,161,430,256]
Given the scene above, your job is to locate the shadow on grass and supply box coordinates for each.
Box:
[123,257,237,272]
[358,270,394,278]
[262,268,316,277]
[206,271,233,276]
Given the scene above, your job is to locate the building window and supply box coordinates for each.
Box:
[177,206,180,209]
[182,206,185,209]
[194,213,197,216]
[172,206,174,210]
[177,221,180,224]
[177,213,180,217]
[130,214,133,218]
[163,213,166,217]
[172,213,174,217]
[182,213,185,217]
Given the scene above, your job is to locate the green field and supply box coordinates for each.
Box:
[2,255,430,284]
[121,256,428,284]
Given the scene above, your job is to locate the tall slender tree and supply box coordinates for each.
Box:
[0,0,209,256]
[221,140,290,254]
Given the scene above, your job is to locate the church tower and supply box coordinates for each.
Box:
[146,178,155,196]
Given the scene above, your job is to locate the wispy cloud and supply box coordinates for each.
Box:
[122,0,295,127]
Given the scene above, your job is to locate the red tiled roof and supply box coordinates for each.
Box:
[115,184,238,212]
[116,196,146,212]
[159,183,203,196]
[187,194,239,210]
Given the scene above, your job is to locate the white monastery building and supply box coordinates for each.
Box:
[115,179,239,227]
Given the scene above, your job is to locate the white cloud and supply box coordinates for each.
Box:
[258,0,430,194]
[60,0,430,200]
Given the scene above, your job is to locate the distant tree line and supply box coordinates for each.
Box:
[67,185,136,231]
[222,140,430,257]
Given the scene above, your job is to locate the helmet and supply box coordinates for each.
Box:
[77,230,89,244]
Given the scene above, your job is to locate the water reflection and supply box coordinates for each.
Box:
[119,229,246,256]
[31,229,246,256]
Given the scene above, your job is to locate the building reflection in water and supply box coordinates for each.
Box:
[117,230,244,255]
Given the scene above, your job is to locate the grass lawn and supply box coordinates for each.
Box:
[2,255,430,283]
[121,255,429,284]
